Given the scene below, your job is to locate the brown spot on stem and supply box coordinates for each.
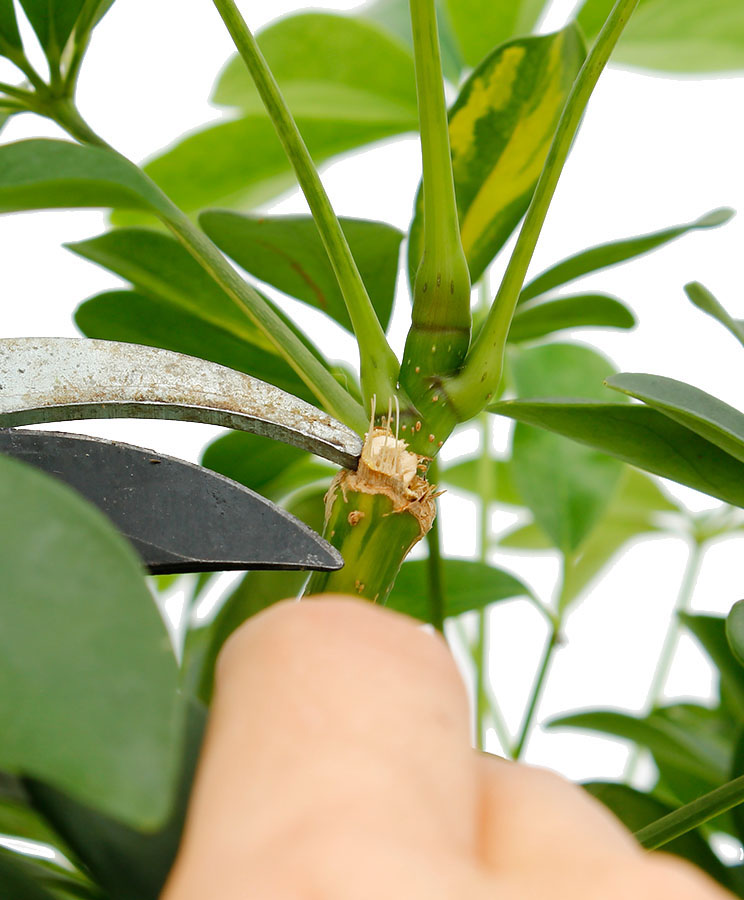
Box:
[347,510,365,526]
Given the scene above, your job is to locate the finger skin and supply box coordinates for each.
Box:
[162,595,735,900]
[163,596,480,899]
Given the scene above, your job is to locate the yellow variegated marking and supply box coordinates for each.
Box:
[449,46,526,166]
[459,36,569,259]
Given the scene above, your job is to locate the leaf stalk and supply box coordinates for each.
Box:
[634,775,744,850]
[40,101,368,432]
[210,0,403,413]
[400,0,471,439]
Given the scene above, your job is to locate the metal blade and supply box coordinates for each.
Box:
[0,337,362,469]
[0,428,343,575]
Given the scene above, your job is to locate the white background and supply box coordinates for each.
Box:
[1,0,743,797]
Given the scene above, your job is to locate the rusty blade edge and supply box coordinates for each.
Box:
[0,337,363,469]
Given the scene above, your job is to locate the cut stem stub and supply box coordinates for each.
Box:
[305,426,437,603]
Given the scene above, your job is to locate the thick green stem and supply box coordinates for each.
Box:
[445,0,640,420]
[400,0,470,440]
[210,0,402,412]
[306,428,436,603]
[46,97,114,149]
[625,538,704,780]
[634,775,744,850]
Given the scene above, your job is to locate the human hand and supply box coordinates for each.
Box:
[162,596,731,899]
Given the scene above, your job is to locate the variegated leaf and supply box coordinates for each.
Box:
[408,25,585,284]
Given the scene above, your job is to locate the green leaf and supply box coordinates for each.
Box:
[549,706,729,783]
[74,290,319,404]
[680,613,744,720]
[520,209,734,302]
[509,343,625,554]
[408,26,586,285]
[385,558,531,622]
[359,0,464,83]
[213,12,417,121]
[201,431,334,503]
[444,0,548,68]
[118,12,418,223]
[576,0,744,73]
[0,851,58,900]
[0,454,183,828]
[441,456,523,506]
[0,0,22,53]
[74,0,116,34]
[508,293,636,342]
[584,782,734,887]
[607,373,744,466]
[18,0,85,57]
[25,701,207,900]
[491,399,744,509]
[496,520,553,549]
[685,281,744,349]
[0,140,166,215]
[199,212,402,332]
[727,601,744,668]
[114,114,409,225]
[559,467,677,607]
[67,228,276,351]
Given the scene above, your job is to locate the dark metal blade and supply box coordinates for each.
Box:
[0,429,342,575]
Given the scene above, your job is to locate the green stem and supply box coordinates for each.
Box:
[0,82,35,102]
[409,0,461,257]
[425,459,445,633]
[45,97,114,149]
[445,0,640,420]
[452,618,512,754]
[513,551,569,759]
[513,620,561,759]
[49,102,368,433]
[625,538,704,780]
[473,608,490,751]
[210,0,402,412]
[634,775,744,850]
[400,0,470,441]
[0,42,47,93]
[63,0,101,95]
[160,202,368,432]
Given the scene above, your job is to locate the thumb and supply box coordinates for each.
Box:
[162,596,479,899]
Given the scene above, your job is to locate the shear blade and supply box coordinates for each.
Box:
[0,429,343,575]
[0,337,362,469]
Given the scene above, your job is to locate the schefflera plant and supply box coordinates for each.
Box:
[209,0,641,607]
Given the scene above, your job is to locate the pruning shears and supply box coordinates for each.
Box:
[0,337,363,575]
